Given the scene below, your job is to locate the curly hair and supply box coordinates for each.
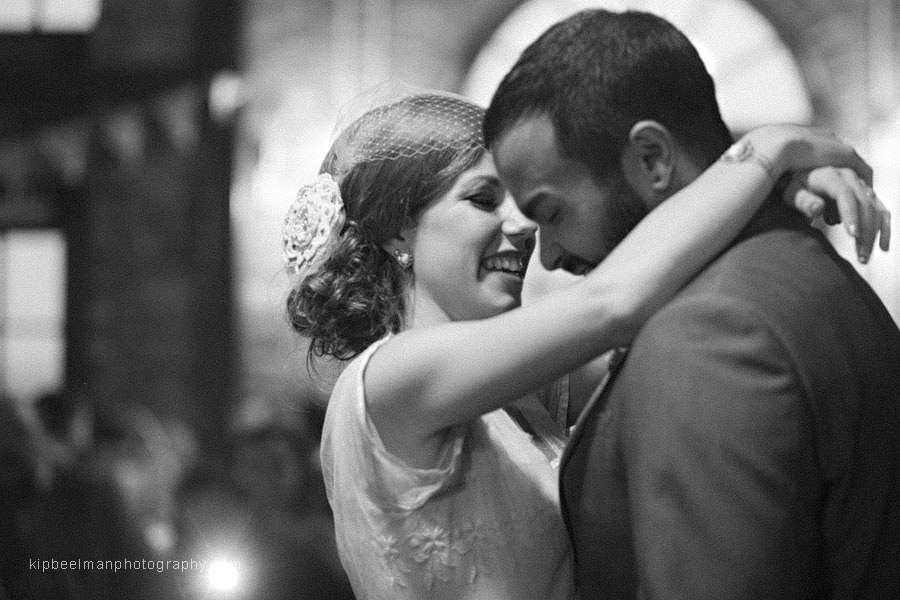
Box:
[287,224,406,361]
[286,93,486,362]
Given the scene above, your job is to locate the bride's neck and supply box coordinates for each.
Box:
[403,287,451,330]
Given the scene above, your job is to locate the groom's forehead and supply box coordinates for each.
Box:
[492,116,561,178]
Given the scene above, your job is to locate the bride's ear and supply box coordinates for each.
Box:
[381,237,407,257]
[381,219,416,258]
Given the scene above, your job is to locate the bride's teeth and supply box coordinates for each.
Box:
[482,254,524,273]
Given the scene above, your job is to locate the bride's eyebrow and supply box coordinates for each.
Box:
[459,174,503,193]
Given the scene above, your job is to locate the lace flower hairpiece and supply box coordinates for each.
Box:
[282,173,346,277]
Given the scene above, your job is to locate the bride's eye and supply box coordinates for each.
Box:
[466,192,500,210]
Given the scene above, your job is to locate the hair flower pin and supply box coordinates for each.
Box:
[282,173,346,276]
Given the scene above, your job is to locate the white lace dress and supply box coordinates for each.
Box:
[320,337,575,600]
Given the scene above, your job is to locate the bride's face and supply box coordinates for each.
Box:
[407,153,537,324]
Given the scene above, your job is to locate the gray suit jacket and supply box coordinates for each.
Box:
[560,205,900,599]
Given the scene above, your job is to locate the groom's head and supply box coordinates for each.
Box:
[484,9,733,273]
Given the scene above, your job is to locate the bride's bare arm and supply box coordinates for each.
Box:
[366,125,885,458]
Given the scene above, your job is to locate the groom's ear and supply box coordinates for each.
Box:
[620,121,676,205]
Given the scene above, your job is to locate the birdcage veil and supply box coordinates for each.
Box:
[323,81,486,180]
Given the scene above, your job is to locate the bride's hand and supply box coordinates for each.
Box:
[739,124,887,262]
[783,166,891,263]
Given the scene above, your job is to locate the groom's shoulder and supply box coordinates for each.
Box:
[633,222,892,358]
[665,224,847,323]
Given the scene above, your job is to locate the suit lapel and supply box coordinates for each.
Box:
[561,347,628,472]
[558,347,628,568]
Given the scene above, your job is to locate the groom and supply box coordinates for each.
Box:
[484,9,900,599]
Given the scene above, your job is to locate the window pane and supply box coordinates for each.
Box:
[40,0,102,32]
[0,0,32,32]
[1,229,66,401]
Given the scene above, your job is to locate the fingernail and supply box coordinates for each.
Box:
[848,224,858,237]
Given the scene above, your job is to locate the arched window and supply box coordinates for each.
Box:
[463,0,812,132]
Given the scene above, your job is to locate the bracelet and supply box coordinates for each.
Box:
[719,138,777,182]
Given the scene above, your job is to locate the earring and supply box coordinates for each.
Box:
[393,249,413,269]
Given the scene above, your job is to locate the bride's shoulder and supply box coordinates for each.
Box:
[329,335,393,403]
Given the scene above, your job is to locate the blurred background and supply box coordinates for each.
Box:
[1,0,897,598]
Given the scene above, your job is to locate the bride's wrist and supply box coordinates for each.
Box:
[722,127,790,181]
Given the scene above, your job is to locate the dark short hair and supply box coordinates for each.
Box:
[484,9,733,181]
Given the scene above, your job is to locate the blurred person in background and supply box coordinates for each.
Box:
[173,412,354,600]
[1,393,182,599]
[230,418,353,599]
[282,89,884,599]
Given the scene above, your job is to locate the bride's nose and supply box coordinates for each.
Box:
[501,202,538,246]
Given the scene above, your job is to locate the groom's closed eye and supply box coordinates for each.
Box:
[525,197,559,225]
[527,197,560,225]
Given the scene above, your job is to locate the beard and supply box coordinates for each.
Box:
[597,173,651,259]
